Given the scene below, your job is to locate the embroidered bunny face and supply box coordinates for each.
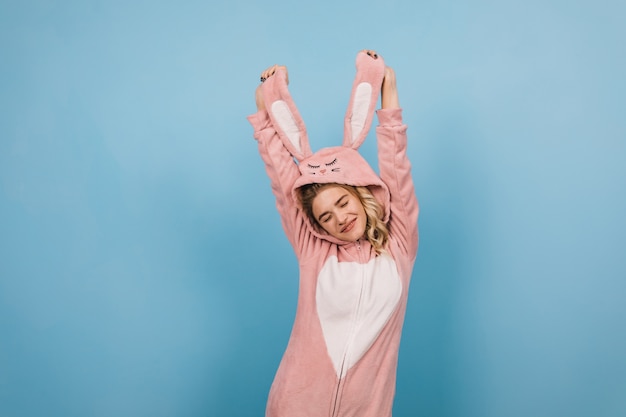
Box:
[303,157,340,177]
[295,146,374,188]
[298,147,345,178]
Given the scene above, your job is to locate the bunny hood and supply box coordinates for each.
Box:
[292,146,390,243]
[260,52,389,244]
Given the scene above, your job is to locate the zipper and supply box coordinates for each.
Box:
[330,239,367,417]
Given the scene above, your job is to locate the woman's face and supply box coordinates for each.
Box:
[311,185,367,242]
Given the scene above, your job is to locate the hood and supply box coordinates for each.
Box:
[292,146,390,245]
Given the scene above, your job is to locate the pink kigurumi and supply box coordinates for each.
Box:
[248,50,419,417]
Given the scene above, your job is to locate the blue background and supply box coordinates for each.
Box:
[1,1,624,416]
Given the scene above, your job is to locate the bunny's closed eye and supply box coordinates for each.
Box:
[307,158,342,176]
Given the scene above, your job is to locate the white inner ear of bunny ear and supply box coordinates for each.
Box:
[350,82,372,144]
[272,100,302,154]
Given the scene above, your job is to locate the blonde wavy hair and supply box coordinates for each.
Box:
[298,183,389,253]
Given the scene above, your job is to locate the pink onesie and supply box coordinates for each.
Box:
[247,52,419,417]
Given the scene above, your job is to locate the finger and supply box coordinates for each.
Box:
[365,49,379,59]
[262,65,277,80]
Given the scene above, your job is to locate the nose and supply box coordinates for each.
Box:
[320,169,326,174]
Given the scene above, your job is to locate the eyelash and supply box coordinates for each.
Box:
[325,159,337,167]
[319,196,349,223]
[323,202,348,222]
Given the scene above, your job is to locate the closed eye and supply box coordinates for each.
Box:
[307,163,320,169]
[317,194,348,223]
[325,158,338,167]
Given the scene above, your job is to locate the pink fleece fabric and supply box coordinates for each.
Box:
[247,52,419,417]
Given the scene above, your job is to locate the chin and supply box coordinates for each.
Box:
[349,227,366,242]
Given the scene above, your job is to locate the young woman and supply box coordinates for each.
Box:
[247,50,419,417]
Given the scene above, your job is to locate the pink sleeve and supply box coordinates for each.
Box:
[247,110,302,249]
[376,108,419,258]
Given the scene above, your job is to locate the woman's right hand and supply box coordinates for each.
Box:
[381,66,400,109]
[256,65,288,112]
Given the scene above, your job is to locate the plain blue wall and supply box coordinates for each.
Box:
[1,1,624,416]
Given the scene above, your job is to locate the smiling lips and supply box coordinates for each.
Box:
[341,219,356,234]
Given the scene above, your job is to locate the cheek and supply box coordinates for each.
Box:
[319,221,334,235]
[353,201,366,217]
[312,212,331,233]
[356,205,367,229]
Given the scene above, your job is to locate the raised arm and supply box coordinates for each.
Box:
[376,66,419,257]
[247,66,302,247]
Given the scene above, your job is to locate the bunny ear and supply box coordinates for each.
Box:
[343,51,386,149]
[261,68,312,161]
